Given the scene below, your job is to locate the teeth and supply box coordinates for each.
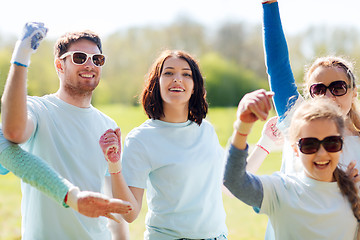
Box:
[81,74,93,78]
[170,88,184,92]
[315,161,330,165]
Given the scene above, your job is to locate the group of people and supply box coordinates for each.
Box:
[1,0,360,239]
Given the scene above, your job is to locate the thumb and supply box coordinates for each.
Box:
[104,213,120,223]
[114,128,121,140]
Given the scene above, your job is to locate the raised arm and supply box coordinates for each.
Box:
[1,22,47,143]
[223,89,273,208]
[262,1,299,119]
[246,116,284,174]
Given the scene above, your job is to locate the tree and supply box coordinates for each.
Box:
[200,52,268,107]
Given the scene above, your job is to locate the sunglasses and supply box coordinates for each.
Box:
[309,80,351,98]
[59,51,105,67]
[297,136,343,154]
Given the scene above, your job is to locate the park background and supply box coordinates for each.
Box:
[2,0,360,239]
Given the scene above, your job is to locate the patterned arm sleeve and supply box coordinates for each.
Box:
[0,144,73,207]
[263,2,299,121]
[223,144,264,208]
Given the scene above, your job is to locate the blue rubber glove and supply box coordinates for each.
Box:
[11,22,48,67]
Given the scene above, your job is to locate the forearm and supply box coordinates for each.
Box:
[1,64,31,143]
[110,173,142,223]
[0,144,72,207]
[223,144,263,208]
[103,177,130,239]
[246,145,268,174]
[263,2,299,118]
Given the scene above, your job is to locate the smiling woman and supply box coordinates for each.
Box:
[99,49,228,239]
[224,94,360,239]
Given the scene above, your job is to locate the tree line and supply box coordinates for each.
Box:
[1,17,360,107]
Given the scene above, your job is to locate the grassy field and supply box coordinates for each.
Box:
[0,104,281,240]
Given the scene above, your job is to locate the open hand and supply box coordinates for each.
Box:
[77,191,132,223]
[66,187,132,223]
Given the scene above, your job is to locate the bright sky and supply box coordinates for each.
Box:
[2,0,360,40]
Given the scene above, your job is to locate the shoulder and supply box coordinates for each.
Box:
[260,172,300,190]
[126,120,153,138]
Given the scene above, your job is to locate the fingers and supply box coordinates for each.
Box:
[114,128,121,139]
[238,90,274,122]
[107,199,132,214]
[346,161,356,175]
[263,116,284,143]
[104,213,121,223]
[77,192,132,219]
[346,161,359,182]
[99,129,121,153]
[353,175,360,184]
[23,22,48,50]
[100,129,120,143]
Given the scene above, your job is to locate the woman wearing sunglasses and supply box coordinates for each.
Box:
[224,90,360,239]
[256,0,360,177]
[256,3,360,238]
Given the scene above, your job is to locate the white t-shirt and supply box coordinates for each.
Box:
[260,172,358,240]
[122,119,228,239]
[20,94,117,240]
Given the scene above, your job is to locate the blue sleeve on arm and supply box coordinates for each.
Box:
[263,2,299,120]
[223,144,263,208]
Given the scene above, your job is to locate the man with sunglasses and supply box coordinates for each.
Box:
[1,22,129,239]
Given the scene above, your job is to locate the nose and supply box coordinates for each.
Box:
[324,89,336,99]
[83,56,95,67]
[173,75,182,83]
[316,144,328,157]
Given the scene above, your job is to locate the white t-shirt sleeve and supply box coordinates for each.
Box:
[258,172,288,215]
[122,135,151,189]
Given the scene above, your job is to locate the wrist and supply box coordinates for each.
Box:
[233,119,254,136]
[262,0,276,4]
[108,161,122,174]
[66,187,80,211]
[11,40,32,67]
[256,144,270,154]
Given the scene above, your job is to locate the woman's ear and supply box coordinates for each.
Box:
[292,144,299,157]
[55,59,64,73]
[353,86,358,99]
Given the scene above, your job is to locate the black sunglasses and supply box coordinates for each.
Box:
[60,51,105,67]
[297,136,343,154]
[309,80,351,98]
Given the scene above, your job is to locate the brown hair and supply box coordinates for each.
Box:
[140,50,208,125]
[302,56,360,132]
[54,30,102,58]
[289,98,360,221]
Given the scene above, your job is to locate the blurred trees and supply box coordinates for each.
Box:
[1,18,360,107]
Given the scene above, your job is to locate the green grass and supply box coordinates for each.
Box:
[0,105,281,239]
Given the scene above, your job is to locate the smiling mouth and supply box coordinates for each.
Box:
[80,73,94,78]
[169,87,185,92]
[314,160,330,167]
